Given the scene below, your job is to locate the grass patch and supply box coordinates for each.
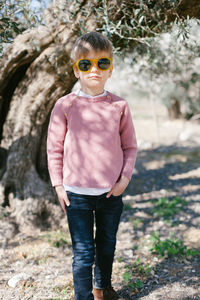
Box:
[122,259,153,293]
[118,256,124,263]
[123,203,133,211]
[132,218,143,229]
[52,282,74,299]
[0,207,10,219]
[123,269,144,293]
[149,231,199,258]
[133,258,153,276]
[151,197,186,220]
[42,230,71,248]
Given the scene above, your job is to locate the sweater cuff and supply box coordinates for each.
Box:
[121,169,133,181]
[51,180,63,187]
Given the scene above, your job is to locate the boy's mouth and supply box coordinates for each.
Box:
[89,75,101,79]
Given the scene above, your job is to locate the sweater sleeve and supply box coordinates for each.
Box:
[47,99,67,186]
[119,102,138,180]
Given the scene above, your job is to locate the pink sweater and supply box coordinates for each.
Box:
[47,91,137,188]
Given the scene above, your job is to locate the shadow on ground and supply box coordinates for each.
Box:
[118,144,200,299]
[125,145,200,196]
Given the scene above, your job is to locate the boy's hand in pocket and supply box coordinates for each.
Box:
[55,185,70,212]
[106,175,129,198]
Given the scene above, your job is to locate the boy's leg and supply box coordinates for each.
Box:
[66,192,95,300]
[94,194,123,289]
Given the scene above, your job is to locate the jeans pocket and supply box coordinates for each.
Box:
[66,191,93,210]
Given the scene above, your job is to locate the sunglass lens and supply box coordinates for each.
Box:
[98,58,111,70]
[78,60,91,71]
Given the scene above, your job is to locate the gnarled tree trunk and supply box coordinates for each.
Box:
[0,0,96,229]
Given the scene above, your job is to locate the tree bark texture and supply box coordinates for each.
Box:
[177,0,200,19]
[0,26,77,228]
[0,0,95,229]
[0,0,199,230]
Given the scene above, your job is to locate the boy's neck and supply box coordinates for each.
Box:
[78,89,106,98]
[80,86,105,97]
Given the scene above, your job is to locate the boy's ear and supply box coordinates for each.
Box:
[108,65,113,78]
[73,66,80,79]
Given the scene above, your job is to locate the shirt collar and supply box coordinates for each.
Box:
[75,89,107,98]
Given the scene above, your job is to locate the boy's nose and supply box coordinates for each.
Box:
[90,62,99,72]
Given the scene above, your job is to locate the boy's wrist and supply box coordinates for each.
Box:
[120,175,130,183]
[120,175,130,191]
[55,185,64,191]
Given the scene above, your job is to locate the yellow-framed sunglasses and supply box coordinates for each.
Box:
[73,57,113,72]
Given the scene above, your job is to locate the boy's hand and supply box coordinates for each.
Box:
[106,175,129,198]
[55,185,70,213]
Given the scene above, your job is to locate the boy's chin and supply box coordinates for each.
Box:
[87,77,102,83]
[87,82,104,89]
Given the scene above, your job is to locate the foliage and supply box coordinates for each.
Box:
[42,230,71,248]
[144,18,200,118]
[132,258,153,276]
[0,0,49,57]
[149,231,199,257]
[113,18,200,118]
[132,218,143,229]
[123,203,133,211]
[123,271,144,292]
[0,14,22,55]
[122,258,153,293]
[151,196,186,220]
[69,0,179,53]
[52,282,74,300]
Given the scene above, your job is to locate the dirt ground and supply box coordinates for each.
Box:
[0,99,200,300]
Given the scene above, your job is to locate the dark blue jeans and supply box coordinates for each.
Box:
[66,191,123,300]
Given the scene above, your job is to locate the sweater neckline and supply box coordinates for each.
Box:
[71,91,112,103]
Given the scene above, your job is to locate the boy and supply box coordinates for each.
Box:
[47,32,137,300]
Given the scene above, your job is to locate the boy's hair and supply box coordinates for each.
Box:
[71,32,113,62]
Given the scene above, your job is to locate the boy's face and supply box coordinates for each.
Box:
[73,47,113,96]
